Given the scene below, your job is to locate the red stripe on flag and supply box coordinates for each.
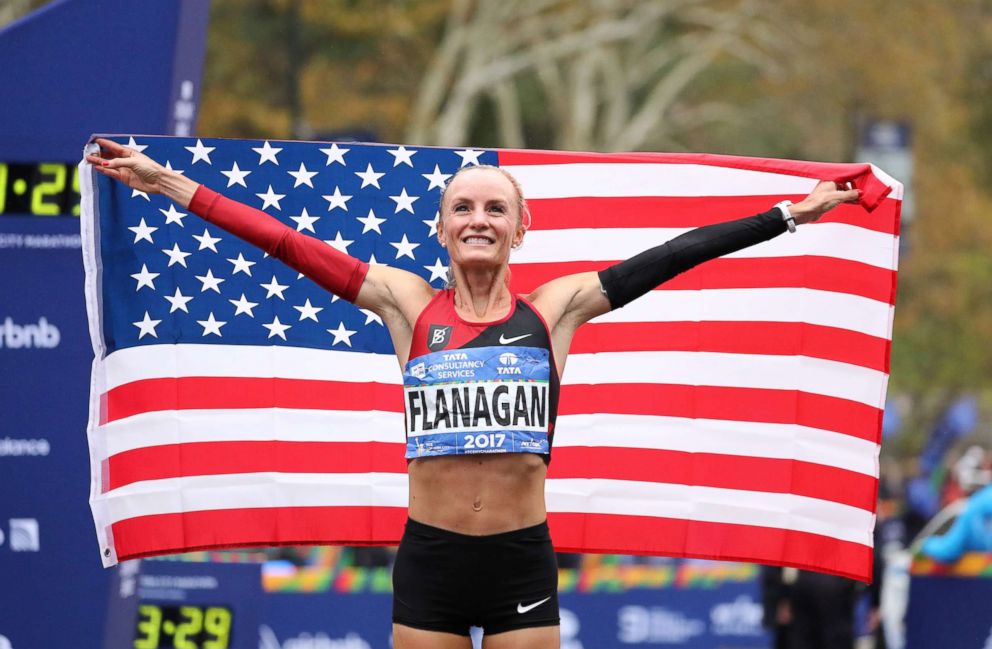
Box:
[559,384,882,443]
[512,256,896,305]
[101,377,403,424]
[569,322,890,373]
[106,441,408,491]
[111,506,408,563]
[550,447,876,511]
[525,196,899,235]
[548,512,872,581]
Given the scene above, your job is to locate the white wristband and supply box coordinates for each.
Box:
[775,200,796,233]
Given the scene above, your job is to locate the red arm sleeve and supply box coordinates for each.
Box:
[188,185,369,302]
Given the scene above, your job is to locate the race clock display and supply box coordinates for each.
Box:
[0,162,81,216]
[133,604,233,649]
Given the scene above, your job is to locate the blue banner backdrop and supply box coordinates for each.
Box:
[0,1,210,646]
[905,574,992,648]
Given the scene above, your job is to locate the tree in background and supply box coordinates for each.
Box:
[405,0,788,151]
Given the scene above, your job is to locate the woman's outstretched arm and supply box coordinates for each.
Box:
[530,181,862,339]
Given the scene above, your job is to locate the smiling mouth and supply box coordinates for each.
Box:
[462,236,494,244]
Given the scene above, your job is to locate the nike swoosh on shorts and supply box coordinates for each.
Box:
[517,596,551,614]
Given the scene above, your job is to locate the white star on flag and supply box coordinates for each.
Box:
[390,188,418,214]
[131,264,159,291]
[164,287,193,314]
[197,312,226,337]
[132,312,161,339]
[185,139,215,164]
[195,269,225,293]
[192,228,222,252]
[229,294,259,317]
[256,185,286,210]
[162,243,192,268]
[423,212,439,236]
[260,276,289,300]
[327,322,357,347]
[128,218,157,243]
[163,160,184,175]
[319,143,349,165]
[388,146,416,167]
[322,187,352,212]
[355,163,385,189]
[124,137,148,153]
[288,162,318,188]
[263,315,291,340]
[131,188,150,201]
[390,233,420,260]
[424,258,448,283]
[253,140,282,165]
[359,308,383,326]
[293,298,324,322]
[356,209,386,234]
[290,207,320,233]
[455,148,484,166]
[160,204,187,226]
[227,253,256,276]
[422,165,451,191]
[324,232,354,254]
[221,162,252,188]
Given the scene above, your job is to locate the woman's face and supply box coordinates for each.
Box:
[438,168,525,270]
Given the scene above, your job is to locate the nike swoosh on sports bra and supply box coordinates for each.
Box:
[402,289,560,463]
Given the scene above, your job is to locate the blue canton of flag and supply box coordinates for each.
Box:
[95,136,497,356]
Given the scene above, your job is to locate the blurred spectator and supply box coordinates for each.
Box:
[762,567,859,649]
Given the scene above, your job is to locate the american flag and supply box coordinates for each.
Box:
[81,136,900,581]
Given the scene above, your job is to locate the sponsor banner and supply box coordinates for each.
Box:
[0,216,110,648]
[255,581,767,649]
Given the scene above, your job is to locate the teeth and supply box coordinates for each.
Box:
[464,237,492,244]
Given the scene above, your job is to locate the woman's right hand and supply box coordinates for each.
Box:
[85,137,198,207]
[85,137,168,195]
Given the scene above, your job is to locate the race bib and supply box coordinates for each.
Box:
[402,346,551,458]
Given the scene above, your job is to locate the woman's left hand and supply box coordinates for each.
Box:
[791,180,862,225]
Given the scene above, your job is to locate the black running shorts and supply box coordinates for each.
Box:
[392,518,560,636]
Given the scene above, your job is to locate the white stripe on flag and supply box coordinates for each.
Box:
[563,351,887,407]
[517,224,898,270]
[101,408,406,458]
[101,344,401,390]
[592,289,894,340]
[99,472,410,523]
[545,479,874,546]
[555,414,879,477]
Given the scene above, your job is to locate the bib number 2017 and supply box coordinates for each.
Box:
[464,433,507,450]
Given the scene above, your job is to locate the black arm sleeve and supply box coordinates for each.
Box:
[597,209,787,310]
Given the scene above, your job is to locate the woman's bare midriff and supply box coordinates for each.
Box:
[407,453,548,535]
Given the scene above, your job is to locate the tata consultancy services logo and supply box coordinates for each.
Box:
[0,317,60,349]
